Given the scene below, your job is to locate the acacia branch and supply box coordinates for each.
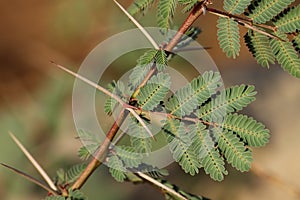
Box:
[71,1,208,190]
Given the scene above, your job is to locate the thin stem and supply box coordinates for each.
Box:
[135,172,188,200]
[206,7,277,33]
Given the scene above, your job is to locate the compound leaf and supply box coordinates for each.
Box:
[165,71,221,117]
[198,128,227,181]
[273,5,300,33]
[115,145,144,168]
[217,17,240,59]
[224,0,252,14]
[270,32,300,78]
[244,30,275,68]
[163,119,201,175]
[107,154,127,182]
[221,113,270,147]
[129,119,153,154]
[215,129,253,172]
[198,85,257,121]
[66,163,87,184]
[137,72,171,111]
[157,0,178,30]
[179,0,198,13]
[128,0,155,16]
[246,0,295,24]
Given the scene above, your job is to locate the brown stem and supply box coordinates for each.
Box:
[165,1,206,52]
[206,7,276,32]
[71,1,207,190]
[71,110,127,190]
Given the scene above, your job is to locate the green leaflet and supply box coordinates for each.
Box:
[156,179,209,200]
[129,63,152,89]
[215,129,253,172]
[45,196,66,200]
[129,118,153,153]
[165,71,221,117]
[164,119,201,175]
[137,49,158,66]
[78,143,98,160]
[68,189,87,200]
[155,49,168,71]
[115,145,144,168]
[221,113,270,147]
[139,164,169,178]
[157,0,178,30]
[104,96,117,115]
[189,122,227,181]
[77,129,101,143]
[128,0,155,16]
[129,49,168,89]
[223,0,252,14]
[270,32,300,78]
[77,129,100,160]
[137,72,171,111]
[244,30,275,68]
[217,17,240,59]
[292,33,300,54]
[66,163,87,183]
[107,154,127,182]
[104,80,130,115]
[273,5,300,33]
[196,126,227,181]
[45,188,87,199]
[179,0,198,13]
[197,85,257,121]
[160,178,210,200]
[246,0,295,24]
[189,121,206,155]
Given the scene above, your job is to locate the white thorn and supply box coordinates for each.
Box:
[9,132,58,191]
[114,0,159,50]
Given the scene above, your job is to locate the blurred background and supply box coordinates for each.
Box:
[0,0,300,199]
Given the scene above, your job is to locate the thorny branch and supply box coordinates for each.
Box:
[71,0,210,191]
